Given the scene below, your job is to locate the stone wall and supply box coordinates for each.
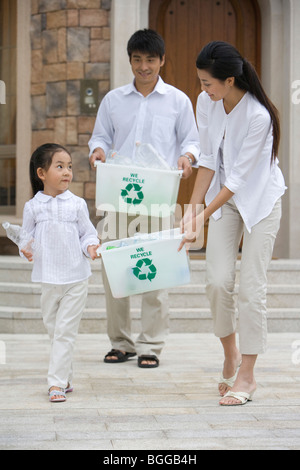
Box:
[30,0,111,223]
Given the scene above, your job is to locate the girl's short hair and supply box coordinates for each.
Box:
[127,29,165,60]
[30,143,70,195]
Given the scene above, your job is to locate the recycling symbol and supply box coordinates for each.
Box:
[132,258,157,282]
[121,183,144,205]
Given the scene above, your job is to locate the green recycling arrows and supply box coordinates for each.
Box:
[132,258,157,282]
[121,183,144,205]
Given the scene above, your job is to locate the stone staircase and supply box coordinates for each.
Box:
[0,255,299,334]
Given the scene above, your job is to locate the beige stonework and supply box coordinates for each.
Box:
[46,10,67,29]
[90,39,110,63]
[79,9,108,27]
[67,62,84,80]
[67,9,79,27]
[28,1,110,209]
[84,182,96,200]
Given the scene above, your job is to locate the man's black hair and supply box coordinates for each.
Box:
[127,29,165,60]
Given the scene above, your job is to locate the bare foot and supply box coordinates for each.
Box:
[140,358,157,366]
[105,350,126,361]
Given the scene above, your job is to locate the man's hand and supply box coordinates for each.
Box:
[89,148,106,170]
[178,154,194,179]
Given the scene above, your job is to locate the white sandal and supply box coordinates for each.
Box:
[48,387,66,403]
[218,361,241,395]
[219,372,237,388]
[218,370,239,396]
[220,390,255,406]
[65,383,73,393]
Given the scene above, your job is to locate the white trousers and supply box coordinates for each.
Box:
[41,280,88,388]
[206,198,282,355]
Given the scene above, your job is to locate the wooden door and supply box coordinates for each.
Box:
[149,0,261,248]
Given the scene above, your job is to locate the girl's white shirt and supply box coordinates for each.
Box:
[197,91,286,232]
[22,190,99,284]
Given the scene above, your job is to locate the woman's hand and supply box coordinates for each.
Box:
[178,210,205,252]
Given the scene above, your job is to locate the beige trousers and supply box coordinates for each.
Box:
[100,213,171,357]
[206,198,282,355]
[41,280,88,388]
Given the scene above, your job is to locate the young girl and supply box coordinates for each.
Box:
[21,143,100,402]
[180,41,286,406]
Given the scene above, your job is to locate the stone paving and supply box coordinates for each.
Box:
[0,332,300,450]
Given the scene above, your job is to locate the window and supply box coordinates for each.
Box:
[0,0,17,213]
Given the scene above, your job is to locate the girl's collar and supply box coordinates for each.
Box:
[35,190,73,202]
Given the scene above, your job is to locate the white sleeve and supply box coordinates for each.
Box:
[176,95,200,163]
[196,92,217,171]
[88,94,114,157]
[77,199,99,257]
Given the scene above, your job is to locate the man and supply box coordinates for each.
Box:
[89,29,199,368]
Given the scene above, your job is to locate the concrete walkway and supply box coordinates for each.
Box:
[0,332,300,450]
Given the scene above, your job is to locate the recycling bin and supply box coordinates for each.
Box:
[98,228,190,298]
[94,161,182,217]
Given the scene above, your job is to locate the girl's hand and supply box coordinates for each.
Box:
[88,244,101,260]
[21,248,33,262]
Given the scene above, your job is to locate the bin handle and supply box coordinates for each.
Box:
[94,160,104,167]
[95,161,183,177]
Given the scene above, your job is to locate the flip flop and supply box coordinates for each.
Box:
[138,355,159,368]
[104,349,136,363]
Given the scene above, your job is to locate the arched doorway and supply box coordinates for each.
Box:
[149,0,261,248]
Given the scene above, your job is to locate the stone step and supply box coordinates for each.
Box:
[1,305,299,334]
[1,281,300,309]
[1,257,300,284]
[1,256,300,333]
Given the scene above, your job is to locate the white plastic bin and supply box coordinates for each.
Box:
[95,161,182,217]
[98,228,190,298]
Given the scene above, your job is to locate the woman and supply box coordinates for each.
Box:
[180,41,286,405]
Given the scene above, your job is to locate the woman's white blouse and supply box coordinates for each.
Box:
[197,91,286,232]
[21,190,99,284]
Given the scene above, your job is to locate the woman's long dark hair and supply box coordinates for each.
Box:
[196,41,280,162]
[30,143,70,195]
